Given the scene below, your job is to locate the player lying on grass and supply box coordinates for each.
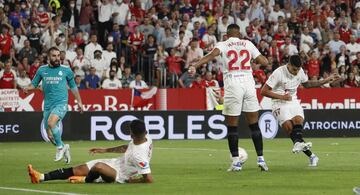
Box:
[28,120,153,184]
[261,55,340,166]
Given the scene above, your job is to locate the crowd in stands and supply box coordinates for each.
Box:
[1,0,360,90]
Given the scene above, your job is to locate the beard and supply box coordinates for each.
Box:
[50,59,60,67]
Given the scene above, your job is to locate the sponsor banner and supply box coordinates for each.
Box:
[0,110,359,142]
[2,88,360,112]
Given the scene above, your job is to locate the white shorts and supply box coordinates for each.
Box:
[86,158,123,183]
[222,74,260,116]
[272,101,304,126]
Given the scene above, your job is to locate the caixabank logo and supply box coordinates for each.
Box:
[259,112,279,139]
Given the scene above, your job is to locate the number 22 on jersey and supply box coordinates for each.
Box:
[227,50,251,71]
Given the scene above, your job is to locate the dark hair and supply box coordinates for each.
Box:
[289,55,302,67]
[130,120,146,137]
[48,47,60,55]
[227,24,240,32]
[135,72,142,77]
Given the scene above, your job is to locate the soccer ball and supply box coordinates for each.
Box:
[230,147,248,164]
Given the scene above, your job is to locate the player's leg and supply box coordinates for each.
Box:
[225,115,242,171]
[85,162,117,183]
[242,86,268,171]
[27,164,89,184]
[50,105,70,163]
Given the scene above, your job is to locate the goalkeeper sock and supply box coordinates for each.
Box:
[249,123,264,156]
[227,126,239,157]
[44,168,74,181]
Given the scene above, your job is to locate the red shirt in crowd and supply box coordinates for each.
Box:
[306,59,320,78]
[339,28,352,44]
[128,32,144,50]
[0,32,12,56]
[28,64,40,80]
[130,6,145,21]
[253,69,267,85]
[191,79,206,88]
[205,80,217,88]
[0,71,16,89]
[166,55,183,75]
[36,12,50,27]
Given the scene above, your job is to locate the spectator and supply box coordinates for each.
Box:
[217,16,229,41]
[85,67,101,89]
[281,36,298,56]
[335,45,350,68]
[344,72,359,87]
[139,17,155,41]
[236,12,250,37]
[16,70,31,89]
[339,21,352,44]
[0,24,13,62]
[97,0,113,47]
[190,74,206,88]
[28,58,41,80]
[166,48,184,87]
[12,28,27,54]
[121,66,135,88]
[102,43,117,68]
[104,58,123,79]
[62,0,80,29]
[346,35,360,63]
[129,72,148,89]
[27,25,41,53]
[202,26,217,54]
[268,4,285,23]
[178,65,197,88]
[84,34,103,61]
[0,60,16,89]
[300,26,314,54]
[306,51,321,80]
[102,70,122,89]
[75,75,86,89]
[142,34,157,82]
[78,0,93,35]
[18,40,38,65]
[90,50,107,79]
[73,47,90,73]
[161,27,176,52]
[112,0,130,26]
[185,39,203,69]
[128,26,144,68]
[204,71,220,89]
[174,30,189,56]
[246,0,264,22]
[328,32,346,54]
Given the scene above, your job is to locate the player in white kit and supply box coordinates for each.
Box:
[28,120,153,184]
[261,55,340,167]
[194,24,270,171]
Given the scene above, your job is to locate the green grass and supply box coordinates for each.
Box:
[0,138,359,195]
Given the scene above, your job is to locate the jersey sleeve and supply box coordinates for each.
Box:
[247,41,261,59]
[299,68,308,83]
[265,69,279,88]
[132,153,151,175]
[31,67,43,88]
[65,68,77,90]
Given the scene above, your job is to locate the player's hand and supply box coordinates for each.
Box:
[89,148,107,155]
[23,87,28,94]
[281,93,292,101]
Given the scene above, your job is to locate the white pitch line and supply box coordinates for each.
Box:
[0,186,88,195]
[156,147,360,154]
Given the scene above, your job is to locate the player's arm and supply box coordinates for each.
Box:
[192,48,220,69]
[23,68,42,93]
[127,174,153,184]
[89,144,128,154]
[302,73,340,88]
[260,84,291,101]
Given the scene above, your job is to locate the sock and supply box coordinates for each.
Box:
[85,170,100,183]
[40,174,45,181]
[100,173,115,183]
[249,123,263,156]
[44,168,74,181]
[52,125,64,148]
[227,126,239,157]
[290,125,304,143]
[257,156,264,162]
[303,150,313,157]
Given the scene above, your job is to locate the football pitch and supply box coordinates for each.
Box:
[0,138,359,195]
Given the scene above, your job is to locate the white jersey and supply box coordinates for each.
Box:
[266,65,308,104]
[214,37,261,76]
[118,136,153,182]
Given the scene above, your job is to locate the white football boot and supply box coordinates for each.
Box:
[54,144,69,162]
[64,144,71,164]
[309,155,319,167]
[257,159,269,171]
[227,157,242,172]
[292,142,312,154]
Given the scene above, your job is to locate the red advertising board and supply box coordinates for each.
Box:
[1,88,359,112]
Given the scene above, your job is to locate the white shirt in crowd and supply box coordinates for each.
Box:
[217,22,229,41]
[102,50,117,68]
[12,35,27,53]
[300,33,314,54]
[84,42,103,60]
[73,55,90,70]
[90,58,108,78]
[236,18,250,37]
[265,65,308,103]
[281,43,299,55]
[16,77,31,89]
[191,16,207,27]
[346,42,360,62]
[97,1,113,22]
[268,10,285,23]
[112,2,130,25]
[202,33,217,52]
[102,78,122,89]
[129,80,148,89]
